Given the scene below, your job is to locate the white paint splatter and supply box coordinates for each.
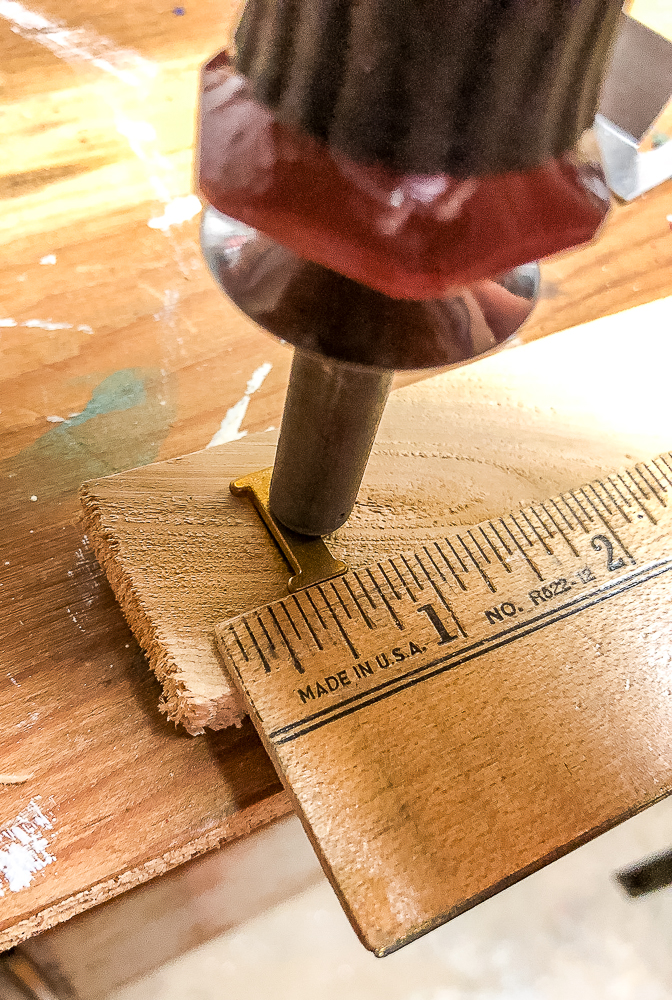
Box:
[148,194,202,231]
[245,363,273,396]
[0,799,55,894]
[46,415,66,423]
[30,495,37,502]
[0,0,156,86]
[66,607,86,634]
[0,318,94,334]
[24,319,72,331]
[39,253,56,265]
[207,363,273,447]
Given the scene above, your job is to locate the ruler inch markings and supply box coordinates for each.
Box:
[444,537,469,573]
[434,542,467,589]
[256,613,276,651]
[291,593,323,650]
[229,624,249,662]
[627,467,651,501]
[562,493,590,532]
[342,576,376,629]
[478,525,512,571]
[529,505,555,540]
[401,553,424,590]
[243,619,271,673]
[305,587,328,628]
[519,509,553,554]
[467,528,491,564]
[602,477,633,523]
[636,462,664,499]
[366,568,404,630]
[648,458,669,492]
[578,490,635,564]
[317,585,359,658]
[389,557,417,601]
[610,474,634,511]
[488,519,513,555]
[656,453,672,482]
[412,554,467,636]
[330,580,354,620]
[510,513,534,547]
[549,497,575,534]
[569,489,595,526]
[377,561,401,600]
[588,481,615,517]
[423,544,448,584]
[278,599,302,639]
[267,605,304,674]
[353,570,377,609]
[500,517,543,580]
[456,534,495,592]
[620,471,657,524]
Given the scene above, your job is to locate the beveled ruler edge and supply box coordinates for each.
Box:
[215,451,672,954]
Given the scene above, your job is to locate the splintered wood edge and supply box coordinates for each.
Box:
[0,791,291,952]
[78,485,246,735]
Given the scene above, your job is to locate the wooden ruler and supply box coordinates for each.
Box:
[215,455,672,955]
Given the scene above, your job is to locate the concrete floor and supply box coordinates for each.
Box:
[108,797,672,1000]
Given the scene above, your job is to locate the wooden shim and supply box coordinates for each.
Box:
[79,300,672,733]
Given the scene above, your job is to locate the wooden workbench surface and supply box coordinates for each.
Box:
[1,0,671,950]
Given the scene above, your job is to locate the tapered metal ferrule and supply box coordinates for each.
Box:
[269,349,393,536]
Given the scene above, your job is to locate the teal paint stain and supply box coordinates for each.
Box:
[64,369,147,428]
[2,368,177,503]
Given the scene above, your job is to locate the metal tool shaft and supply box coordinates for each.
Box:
[269,350,393,536]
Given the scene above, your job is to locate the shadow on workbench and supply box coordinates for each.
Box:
[3,798,672,1000]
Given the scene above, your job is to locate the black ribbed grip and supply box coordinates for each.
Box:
[234,0,621,176]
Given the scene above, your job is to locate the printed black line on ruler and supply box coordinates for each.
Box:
[433,542,468,589]
[636,464,664,503]
[267,605,303,674]
[499,517,543,579]
[317,585,359,658]
[519,510,553,554]
[600,477,632,523]
[291,593,323,650]
[366,568,404,629]
[341,576,376,629]
[389,558,418,601]
[623,469,658,522]
[477,525,512,571]
[456,534,495,592]
[647,459,670,493]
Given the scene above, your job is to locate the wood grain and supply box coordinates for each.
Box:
[0,0,671,959]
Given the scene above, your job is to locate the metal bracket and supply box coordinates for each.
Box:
[230,468,347,593]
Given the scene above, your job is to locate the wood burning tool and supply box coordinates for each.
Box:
[198,0,621,540]
[77,5,672,956]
